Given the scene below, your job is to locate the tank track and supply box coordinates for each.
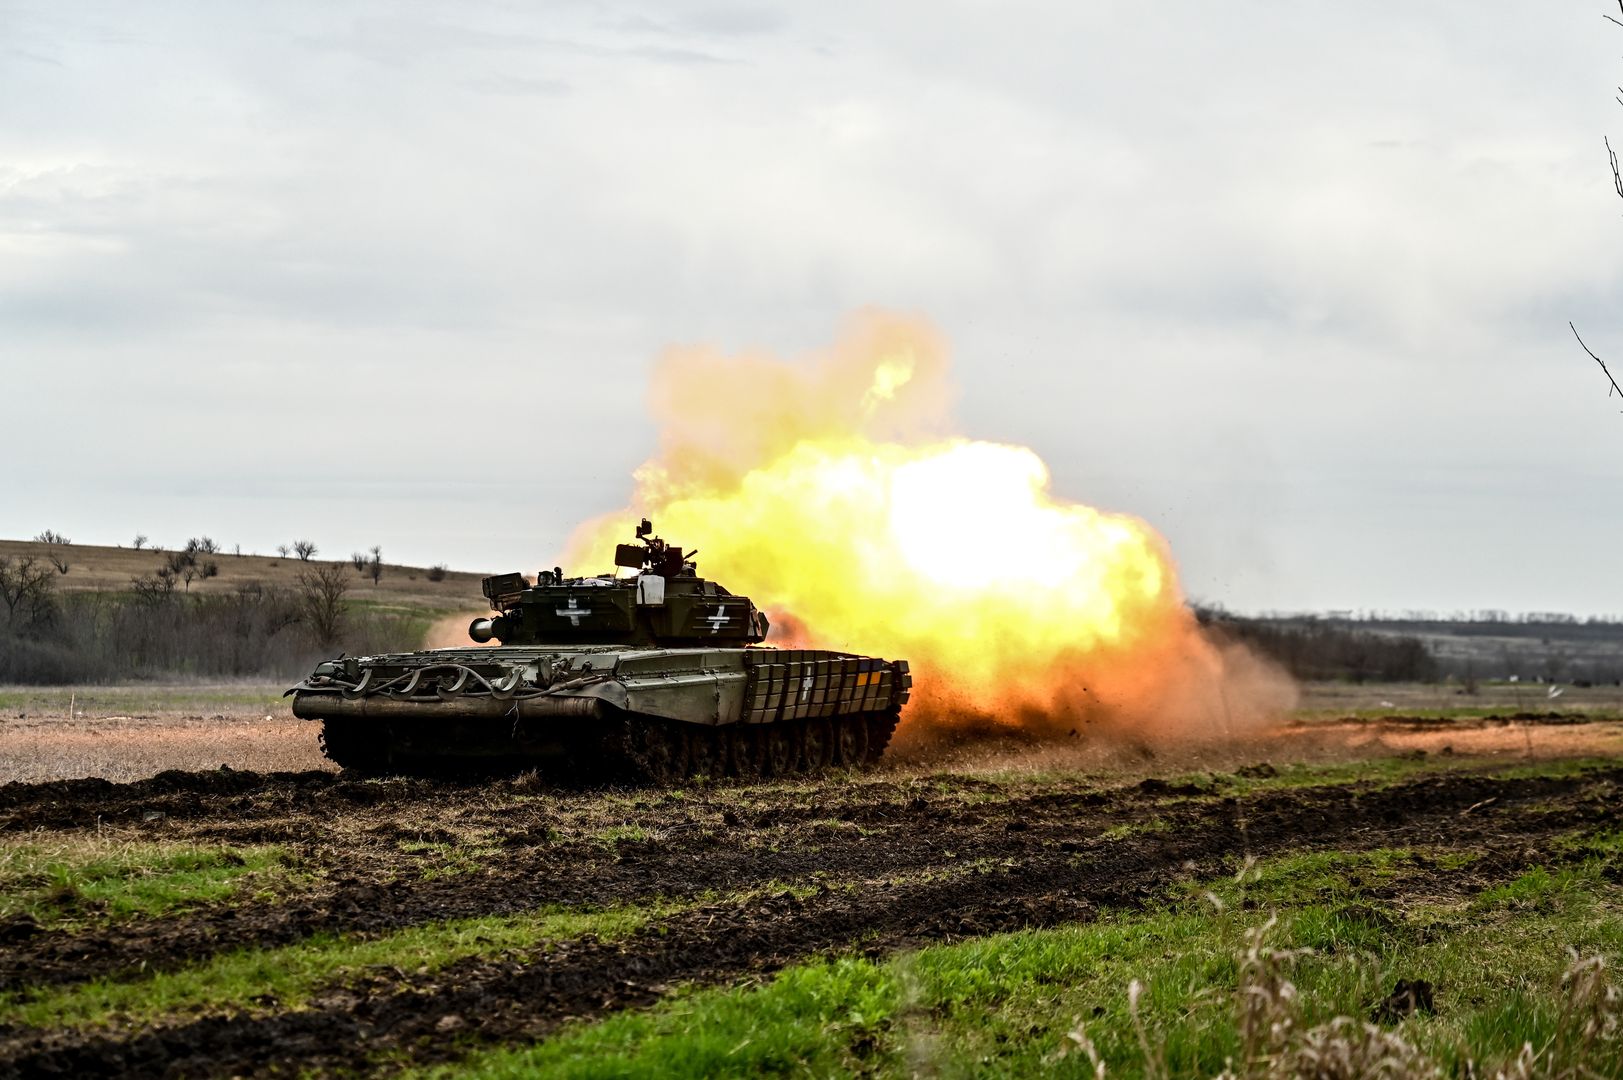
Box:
[318,718,389,773]
[318,708,899,783]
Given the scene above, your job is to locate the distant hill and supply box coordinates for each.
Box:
[0,538,487,611]
[1209,609,1623,685]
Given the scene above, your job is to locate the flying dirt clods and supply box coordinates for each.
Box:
[568,311,1296,746]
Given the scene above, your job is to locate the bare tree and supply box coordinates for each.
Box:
[351,551,368,572]
[193,536,220,555]
[159,543,218,591]
[368,545,384,586]
[130,570,178,604]
[292,539,318,562]
[296,564,349,648]
[276,544,290,559]
[132,534,148,551]
[0,556,58,631]
[426,563,448,582]
[36,531,71,573]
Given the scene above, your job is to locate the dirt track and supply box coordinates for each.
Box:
[2,753,1619,1078]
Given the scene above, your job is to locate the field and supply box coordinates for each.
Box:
[0,539,487,609]
[2,683,1622,1077]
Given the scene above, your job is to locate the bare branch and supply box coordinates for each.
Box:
[1570,322,1623,404]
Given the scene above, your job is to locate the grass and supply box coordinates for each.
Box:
[0,879,830,1032]
[1293,680,1623,720]
[1295,705,1592,722]
[344,597,463,652]
[1167,753,1620,800]
[593,825,655,847]
[0,684,293,713]
[425,840,1623,1079]
[397,838,503,880]
[0,898,682,1031]
[0,838,296,930]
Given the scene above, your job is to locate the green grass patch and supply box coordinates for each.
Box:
[0,898,682,1031]
[396,838,502,880]
[1097,818,1173,841]
[343,598,461,649]
[431,842,1623,1079]
[1173,754,1618,803]
[593,825,654,847]
[0,878,835,1032]
[0,840,294,930]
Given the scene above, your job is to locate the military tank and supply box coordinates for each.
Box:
[288,521,910,780]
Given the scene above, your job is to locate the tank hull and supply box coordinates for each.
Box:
[288,645,909,779]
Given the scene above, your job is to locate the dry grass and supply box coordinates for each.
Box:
[0,538,486,610]
[0,686,330,782]
[1061,922,1621,1080]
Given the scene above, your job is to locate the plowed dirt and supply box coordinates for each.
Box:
[2,750,1620,1078]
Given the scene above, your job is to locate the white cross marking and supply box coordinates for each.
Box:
[555,597,590,626]
[799,673,814,703]
[704,605,732,634]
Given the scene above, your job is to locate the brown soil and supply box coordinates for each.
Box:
[0,759,1618,1078]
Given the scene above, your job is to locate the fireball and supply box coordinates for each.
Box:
[569,312,1290,739]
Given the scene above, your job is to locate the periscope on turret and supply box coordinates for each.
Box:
[287,520,910,780]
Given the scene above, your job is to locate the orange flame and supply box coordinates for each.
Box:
[568,312,1292,742]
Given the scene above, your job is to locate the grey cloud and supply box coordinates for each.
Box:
[2,0,1621,615]
[680,7,790,36]
[461,73,572,96]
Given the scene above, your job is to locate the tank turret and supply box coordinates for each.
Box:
[467,519,770,648]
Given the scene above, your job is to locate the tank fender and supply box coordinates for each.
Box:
[618,666,748,726]
[569,680,629,709]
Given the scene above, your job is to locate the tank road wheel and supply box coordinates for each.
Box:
[764,724,797,777]
[725,725,765,780]
[802,718,834,773]
[628,719,687,783]
[319,719,386,773]
[668,725,694,779]
[833,714,869,768]
[687,726,724,780]
[865,709,900,764]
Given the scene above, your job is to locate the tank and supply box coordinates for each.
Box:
[287,521,911,780]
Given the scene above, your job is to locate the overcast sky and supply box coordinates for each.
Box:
[3,1,1621,616]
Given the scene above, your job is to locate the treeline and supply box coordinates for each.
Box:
[1196,608,1437,683]
[0,555,424,685]
[1313,609,1623,626]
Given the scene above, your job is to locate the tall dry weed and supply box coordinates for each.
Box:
[1063,921,1618,1080]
